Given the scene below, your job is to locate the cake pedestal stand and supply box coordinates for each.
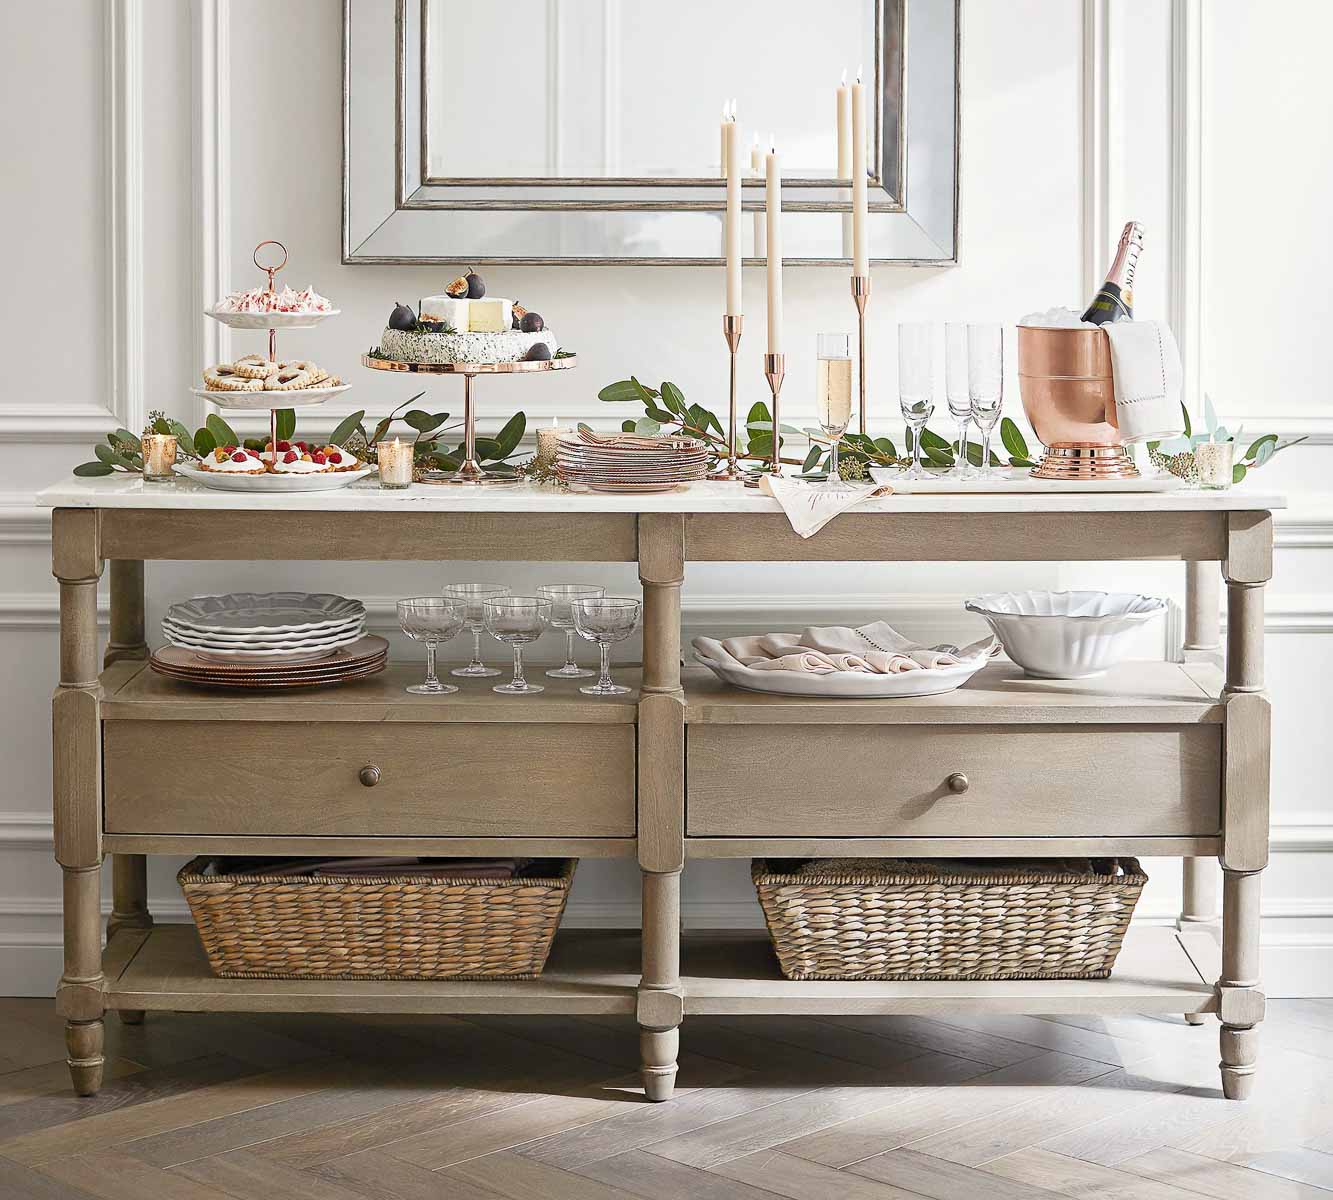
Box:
[360,354,578,484]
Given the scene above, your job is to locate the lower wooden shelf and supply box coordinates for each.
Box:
[104,924,1219,1020]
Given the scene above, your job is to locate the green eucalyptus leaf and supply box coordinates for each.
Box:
[923,444,954,467]
[634,417,662,436]
[1245,433,1278,460]
[328,410,366,447]
[1180,400,1192,438]
[403,409,441,432]
[598,380,645,403]
[193,427,216,457]
[919,427,951,451]
[369,418,393,447]
[1214,425,1230,445]
[112,428,140,451]
[473,437,503,461]
[205,413,238,448]
[94,444,130,467]
[275,409,296,441]
[494,411,526,457]
[645,406,676,423]
[1009,456,1036,468]
[1254,440,1275,467]
[621,419,637,433]
[629,376,659,403]
[802,444,822,472]
[660,381,688,415]
[746,401,771,427]
[151,416,172,436]
[873,437,897,459]
[1204,393,1219,436]
[999,417,1029,459]
[1232,462,1248,485]
[167,421,195,458]
[73,461,115,477]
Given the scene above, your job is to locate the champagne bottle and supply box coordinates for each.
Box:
[1081,220,1146,325]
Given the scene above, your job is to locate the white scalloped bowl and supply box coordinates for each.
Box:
[964,590,1167,679]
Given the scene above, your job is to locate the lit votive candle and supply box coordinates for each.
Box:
[377,438,414,489]
[140,434,178,483]
[536,420,572,468]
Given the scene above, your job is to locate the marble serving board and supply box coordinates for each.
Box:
[868,467,1185,494]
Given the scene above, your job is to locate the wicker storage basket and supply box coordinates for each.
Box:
[753,857,1147,981]
[179,857,575,980]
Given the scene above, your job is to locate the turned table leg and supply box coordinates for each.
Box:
[1218,514,1271,1099]
[1181,559,1222,1023]
[104,559,152,1025]
[52,510,106,1095]
[637,515,686,1101]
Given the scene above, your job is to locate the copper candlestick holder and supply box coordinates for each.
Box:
[851,275,870,435]
[763,351,786,476]
[711,314,745,480]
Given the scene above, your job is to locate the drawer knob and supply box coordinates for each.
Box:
[946,771,969,794]
[359,765,381,788]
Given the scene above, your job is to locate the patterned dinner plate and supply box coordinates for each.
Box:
[166,592,365,635]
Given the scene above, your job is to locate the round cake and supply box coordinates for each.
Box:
[375,269,561,366]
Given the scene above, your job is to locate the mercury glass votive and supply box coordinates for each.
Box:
[535,422,572,468]
[377,438,414,489]
[1194,441,1235,490]
[140,434,177,483]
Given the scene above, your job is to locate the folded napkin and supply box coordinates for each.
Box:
[698,622,1000,676]
[1102,320,1186,443]
[758,475,891,538]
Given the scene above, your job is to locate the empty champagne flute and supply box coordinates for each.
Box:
[483,596,551,695]
[537,583,605,678]
[968,323,1005,479]
[572,597,641,697]
[898,322,935,480]
[816,332,853,485]
[443,582,509,677]
[945,322,973,478]
[397,597,466,695]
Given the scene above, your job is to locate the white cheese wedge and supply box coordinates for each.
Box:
[467,298,513,333]
[418,295,470,330]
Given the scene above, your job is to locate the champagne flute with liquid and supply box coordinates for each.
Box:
[816,333,853,485]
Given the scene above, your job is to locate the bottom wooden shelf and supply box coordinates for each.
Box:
[104,924,1219,1020]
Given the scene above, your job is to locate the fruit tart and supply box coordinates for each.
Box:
[199,446,267,474]
[265,441,362,473]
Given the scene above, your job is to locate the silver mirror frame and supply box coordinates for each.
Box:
[343,0,959,266]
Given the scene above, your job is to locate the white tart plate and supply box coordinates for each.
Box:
[175,462,372,492]
[204,308,341,330]
[190,383,351,410]
[693,649,990,698]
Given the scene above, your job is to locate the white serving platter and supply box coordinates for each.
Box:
[693,649,989,699]
[174,462,373,492]
[868,467,1185,493]
[204,308,341,330]
[190,383,351,411]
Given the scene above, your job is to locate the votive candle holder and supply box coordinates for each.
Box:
[377,438,414,489]
[1194,441,1235,490]
[535,422,572,469]
[140,434,177,483]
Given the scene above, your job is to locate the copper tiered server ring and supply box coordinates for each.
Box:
[1017,324,1139,480]
[361,354,577,484]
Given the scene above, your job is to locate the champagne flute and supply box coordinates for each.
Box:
[968,323,1004,479]
[483,596,551,695]
[816,332,853,486]
[396,597,466,695]
[945,322,973,479]
[898,322,935,480]
[572,597,641,697]
[443,582,509,677]
[537,583,605,678]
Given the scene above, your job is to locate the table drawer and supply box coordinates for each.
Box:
[104,721,635,837]
[687,724,1220,838]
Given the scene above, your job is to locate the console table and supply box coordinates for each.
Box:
[38,478,1280,1102]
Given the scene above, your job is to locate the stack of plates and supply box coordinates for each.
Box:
[556,430,709,493]
[162,592,366,663]
[150,636,388,689]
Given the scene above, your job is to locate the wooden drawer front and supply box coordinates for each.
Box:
[687,725,1220,838]
[105,721,635,837]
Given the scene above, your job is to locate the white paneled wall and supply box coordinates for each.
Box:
[1,0,1330,996]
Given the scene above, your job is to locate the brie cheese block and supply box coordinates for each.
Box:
[417,295,514,333]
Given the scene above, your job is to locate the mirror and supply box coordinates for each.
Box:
[344,0,958,264]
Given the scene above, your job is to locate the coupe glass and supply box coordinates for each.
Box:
[483,596,552,695]
[537,583,606,678]
[898,322,935,480]
[396,597,466,695]
[816,332,853,485]
[443,582,510,677]
[968,323,1005,479]
[572,597,641,697]
[944,323,973,478]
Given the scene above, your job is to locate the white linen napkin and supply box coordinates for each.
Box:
[1101,320,1186,443]
[700,624,1000,676]
[757,475,890,538]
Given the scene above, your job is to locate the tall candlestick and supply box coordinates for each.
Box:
[851,69,869,276]
[750,135,766,258]
[765,140,783,356]
[724,112,742,316]
[836,69,851,180]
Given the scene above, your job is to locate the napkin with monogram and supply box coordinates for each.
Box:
[757,474,891,538]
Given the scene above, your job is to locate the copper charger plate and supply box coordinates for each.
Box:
[150,636,389,687]
[151,660,386,690]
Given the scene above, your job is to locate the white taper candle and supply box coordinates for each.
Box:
[852,70,869,275]
[765,141,783,355]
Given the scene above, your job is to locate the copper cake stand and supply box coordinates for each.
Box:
[361,354,577,484]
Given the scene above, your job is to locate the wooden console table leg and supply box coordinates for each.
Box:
[1181,559,1222,1023]
[105,559,151,1025]
[1218,515,1271,1100]
[637,515,685,1101]
[52,510,106,1095]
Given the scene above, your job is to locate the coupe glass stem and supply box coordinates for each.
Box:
[511,645,527,690]
[468,628,485,671]
[597,643,613,690]
[423,641,439,689]
[562,629,579,672]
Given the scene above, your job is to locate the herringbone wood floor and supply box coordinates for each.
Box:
[1,998,1332,1198]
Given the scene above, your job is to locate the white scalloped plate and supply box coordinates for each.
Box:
[190,383,351,410]
[174,462,373,492]
[166,591,364,635]
[204,308,341,330]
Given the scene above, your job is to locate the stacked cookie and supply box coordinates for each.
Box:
[202,354,342,393]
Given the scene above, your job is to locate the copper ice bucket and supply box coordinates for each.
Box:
[1017,326,1138,480]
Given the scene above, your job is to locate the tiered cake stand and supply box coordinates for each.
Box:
[361,354,577,484]
[193,241,352,485]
